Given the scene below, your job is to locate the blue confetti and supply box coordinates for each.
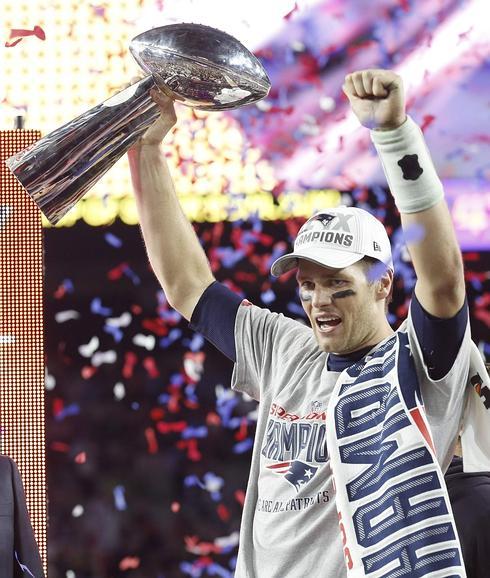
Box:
[233,439,254,454]
[182,332,205,352]
[182,426,208,439]
[261,289,276,304]
[90,297,112,316]
[159,328,183,348]
[207,563,233,577]
[104,324,123,343]
[54,403,80,422]
[104,233,123,248]
[122,265,141,285]
[287,301,306,316]
[113,485,127,511]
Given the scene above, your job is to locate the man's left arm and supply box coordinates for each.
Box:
[343,69,465,319]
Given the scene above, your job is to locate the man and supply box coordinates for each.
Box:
[0,455,45,577]
[446,451,490,578]
[128,70,471,577]
[445,364,490,578]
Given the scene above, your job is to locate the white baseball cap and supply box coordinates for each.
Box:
[270,206,393,276]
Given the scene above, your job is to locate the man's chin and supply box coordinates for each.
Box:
[315,335,343,354]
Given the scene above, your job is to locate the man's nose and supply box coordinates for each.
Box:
[312,287,333,308]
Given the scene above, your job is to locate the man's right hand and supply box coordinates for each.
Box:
[137,87,177,146]
[127,80,215,321]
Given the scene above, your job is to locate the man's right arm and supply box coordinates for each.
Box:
[128,88,215,320]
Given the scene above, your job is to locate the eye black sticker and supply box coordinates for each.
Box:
[397,154,424,180]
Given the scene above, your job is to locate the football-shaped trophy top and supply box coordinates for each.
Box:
[129,23,271,111]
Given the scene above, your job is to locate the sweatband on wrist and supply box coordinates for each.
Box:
[370,116,444,213]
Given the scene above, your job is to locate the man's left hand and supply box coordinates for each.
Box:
[343,69,407,131]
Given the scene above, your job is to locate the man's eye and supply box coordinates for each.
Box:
[301,282,314,290]
[331,280,345,287]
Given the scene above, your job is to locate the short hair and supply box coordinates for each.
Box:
[360,256,393,311]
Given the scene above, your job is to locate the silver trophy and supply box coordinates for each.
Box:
[6,23,271,225]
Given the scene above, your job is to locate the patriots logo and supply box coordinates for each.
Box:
[301,213,336,233]
[267,460,318,492]
[397,154,423,180]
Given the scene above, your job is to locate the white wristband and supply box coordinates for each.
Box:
[370,116,444,213]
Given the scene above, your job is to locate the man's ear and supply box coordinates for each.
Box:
[376,269,394,302]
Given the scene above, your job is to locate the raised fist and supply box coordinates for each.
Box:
[342,69,406,131]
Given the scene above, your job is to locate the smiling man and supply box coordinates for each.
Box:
[128,69,473,577]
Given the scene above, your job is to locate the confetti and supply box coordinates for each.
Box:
[5,26,46,47]
[104,232,123,248]
[78,336,100,357]
[113,485,127,511]
[72,505,84,518]
[119,557,140,571]
[37,5,489,571]
[55,310,80,323]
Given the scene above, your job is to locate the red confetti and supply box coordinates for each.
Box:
[143,356,160,378]
[346,40,378,56]
[268,105,294,115]
[5,26,46,47]
[399,0,411,12]
[420,114,436,132]
[234,489,245,507]
[474,294,490,327]
[107,263,127,281]
[235,272,259,283]
[119,557,140,571]
[141,317,169,336]
[145,427,159,454]
[271,180,287,195]
[196,556,214,566]
[150,407,165,421]
[52,398,64,417]
[51,441,70,453]
[122,351,137,379]
[167,386,182,414]
[156,420,187,434]
[235,417,248,441]
[284,2,299,20]
[177,439,201,461]
[184,536,220,556]
[81,365,97,379]
[464,253,482,263]
[184,398,200,410]
[217,503,231,521]
[206,412,221,426]
[54,284,67,299]
[74,452,86,464]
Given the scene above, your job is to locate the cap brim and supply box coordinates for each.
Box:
[270,249,364,277]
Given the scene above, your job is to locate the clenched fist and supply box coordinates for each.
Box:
[342,69,407,131]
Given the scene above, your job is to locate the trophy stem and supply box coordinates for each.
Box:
[6,76,159,225]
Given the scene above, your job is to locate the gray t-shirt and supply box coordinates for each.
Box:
[231,303,471,578]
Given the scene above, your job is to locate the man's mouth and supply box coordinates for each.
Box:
[316,315,342,333]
